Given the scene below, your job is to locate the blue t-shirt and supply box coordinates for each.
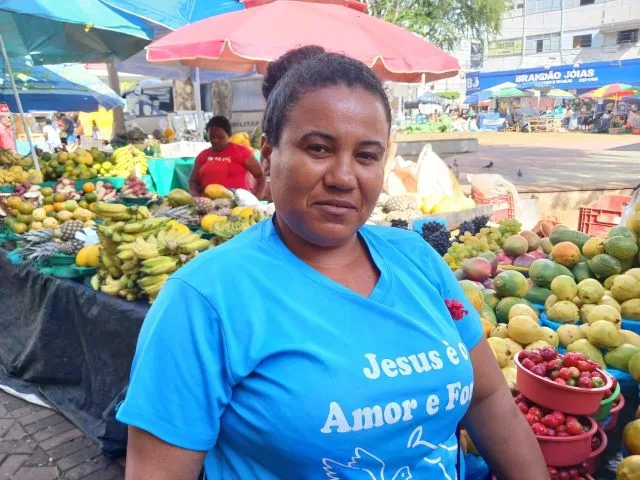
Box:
[117,218,483,479]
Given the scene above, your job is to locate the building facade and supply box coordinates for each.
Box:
[467,0,640,94]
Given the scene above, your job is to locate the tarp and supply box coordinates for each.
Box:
[0,249,148,454]
[0,58,124,112]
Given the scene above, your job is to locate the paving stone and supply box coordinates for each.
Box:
[9,405,42,420]
[24,447,52,467]
[32,421,76,443]
[40,429,83,451]
[63,460,103,480]
[0,454,29,477]
[0,395,27,414]
[2,423,27,441]
[0,420,14,438]
[48,437,94,462]
[24,415,69,435]
[11,466,58,480]
[81,463,124,480]
[18,408,57,426]
[0,439,34,455]
[57,445,101,472]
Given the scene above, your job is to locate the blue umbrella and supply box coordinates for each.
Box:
[0,59,124,112]
[0,0,152,64]
[101,0,244,30]
[464,91,492,104]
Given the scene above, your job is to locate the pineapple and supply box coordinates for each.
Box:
[194,197,218,215]
[59,239,84,255]
[152,205,199,225]
[383,195,417,213]
[385,210,421,223]
[59,220,85,241]
[21,241,60,263]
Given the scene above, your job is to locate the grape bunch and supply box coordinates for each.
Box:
[498,219,522,238]
[455,215,491,242]
[421,222,451,256]
[444,225,503,267]
[390,219,410,229]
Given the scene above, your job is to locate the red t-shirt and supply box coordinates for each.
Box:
[195,143,253,190]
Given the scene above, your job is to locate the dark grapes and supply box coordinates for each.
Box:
[421,221,451,256]
[390,219,409,229]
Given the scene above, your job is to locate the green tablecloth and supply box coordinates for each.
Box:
[147,157,195,196]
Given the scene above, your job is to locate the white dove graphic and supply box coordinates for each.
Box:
[407,426,458,480]
[322,447,413,480]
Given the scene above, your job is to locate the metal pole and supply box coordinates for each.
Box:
[0,33,40,171]
[193,67,203,140]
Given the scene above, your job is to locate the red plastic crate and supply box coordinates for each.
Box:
[577,195,631,237]
[471,187,515,222]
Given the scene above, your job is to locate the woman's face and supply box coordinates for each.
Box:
[263,85,389,248]
[209,126,229,151]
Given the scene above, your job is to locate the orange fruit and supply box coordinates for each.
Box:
[624,420,640,455]
[53,202,65,212]
[43,205,54,214]
[617,455,640,480]
[11,222,27,234]
[82,182,95,193]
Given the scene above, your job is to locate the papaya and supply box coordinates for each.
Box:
[545,294,559,312]
[538,326,559,348]
[611,275,640,303]
[605,343,639,371]
[555,263,575,279]
[494,270,529,298]
[622,299,640,320]
[606,235,639,261]
[550,228,590,249]
[599,295,621,313]
[627,268,640,283]
[529,259,560,288]
[508,304,538,322]
[587,320,622,349]
[550,275,578,301]
[495,297,533,324]
[577,278,606,304]
[481,303,497,326]
[582,236,606,259]
[587,304,622,327]
[525,340,552,350]
[483,290,500,309]
[490,324,509,339]
[608,225,636,240]
[588,253,622,280]
[547,300,580,324]
[459,280,484,313]
[551,241,582,268]
[167,188,195,208]
[604,274,620,290]
[572,262,592,283]
[507,315,541,345]
[581,303,598,322]
[557,324,586,347]
[525,285,552,306]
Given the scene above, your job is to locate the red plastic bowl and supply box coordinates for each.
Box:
[514,351,613,415]
[537,416,598,467]
[583,427,608,475]
[605,394,625,432]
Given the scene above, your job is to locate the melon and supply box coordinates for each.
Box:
[611,275,640,303]
[550,229,590,249]
[588,254,622,280]
[462,257,493,282]
[493,270,529,298]
[503,235,529,258]
[622,299,640,320]
[605,236,639,261]
[529,259,560,288]
[551,241,582,268]
[547,300,580,324]
[582,236,606,259]
[519,230,540,252]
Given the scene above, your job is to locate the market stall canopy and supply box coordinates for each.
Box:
[100,0,244,30]
[145,0,460,83]
[580,83,639,100]
[0,58,124,112]
[418,92,444,105]
[546,88,574,99]
[464,91,492,104]
[0,0,152,64]
[491,87,526,98]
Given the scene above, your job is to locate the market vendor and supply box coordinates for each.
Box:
[118,47,547,480]
[0,115,16,153]
[189,115,266,198]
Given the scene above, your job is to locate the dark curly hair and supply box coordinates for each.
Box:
[262,48,391,146]
[206,115,232,136]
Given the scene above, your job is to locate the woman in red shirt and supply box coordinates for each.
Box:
[189,116,266,198]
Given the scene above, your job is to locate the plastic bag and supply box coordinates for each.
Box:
[620,187,640,227]
[384,155,418,196]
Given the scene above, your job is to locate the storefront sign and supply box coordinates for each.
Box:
[470,58,640,93]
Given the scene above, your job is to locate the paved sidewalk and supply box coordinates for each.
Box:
[0,390,125,480]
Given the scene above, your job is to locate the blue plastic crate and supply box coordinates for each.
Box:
[412,217,447,233]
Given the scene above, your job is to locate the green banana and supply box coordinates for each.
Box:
[138,274,169,288]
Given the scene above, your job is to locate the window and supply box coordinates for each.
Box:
[526,33,561,54]
[617,29,639,45]
[573,34,592,48]
[580,0,595,5]
[487,39,523,57]
[526,0,561,14]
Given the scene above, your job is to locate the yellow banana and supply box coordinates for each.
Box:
[117,249,135,262]
[138,274,169,288]
[180,239,210,253]
[96,202,128,214]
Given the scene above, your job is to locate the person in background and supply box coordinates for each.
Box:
[188,116,266,197]
[30,119,43,134]
[92,120,102,140]
[74,115,84,141]
[59,113,75,144]
[43,118,62,152]
[0,115,16,153]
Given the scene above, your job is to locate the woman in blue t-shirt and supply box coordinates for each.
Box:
[118,47,547,479]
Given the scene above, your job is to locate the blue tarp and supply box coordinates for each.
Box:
[101,0,244,30]
[0,58,124,112]
[0,0,151,64]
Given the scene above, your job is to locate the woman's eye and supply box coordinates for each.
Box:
[308,145,330,154]
[357,152,379,162]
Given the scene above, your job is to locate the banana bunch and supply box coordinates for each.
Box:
[110,145,148,177]
[210,216,253,244]
[97,274,139,302]
[94,202,154,222]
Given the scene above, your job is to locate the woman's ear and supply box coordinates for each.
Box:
[260,134,272,176]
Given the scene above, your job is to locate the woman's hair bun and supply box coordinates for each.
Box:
[261,45,326,100]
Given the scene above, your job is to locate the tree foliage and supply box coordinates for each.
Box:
[366,0,510,52]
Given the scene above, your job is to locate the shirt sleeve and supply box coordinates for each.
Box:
[116,278,232,451]
[232,144,254,164]
[422,242,484,351]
